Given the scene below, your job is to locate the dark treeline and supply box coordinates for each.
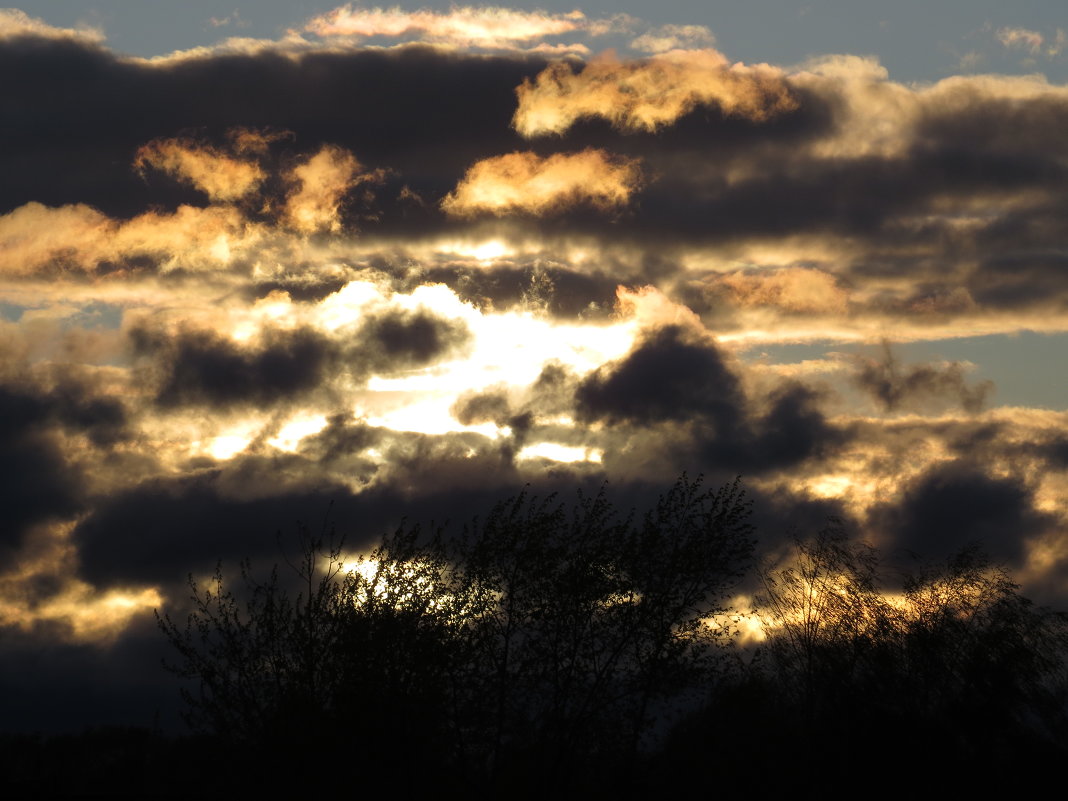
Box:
[4,475,1067,798]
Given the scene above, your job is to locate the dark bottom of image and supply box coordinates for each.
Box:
[4,478,1067,798]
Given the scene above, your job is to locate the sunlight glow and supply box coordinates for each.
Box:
[440,238,517,262]
[206,434,252,460]
[517,442,603,463]
[268,414,329,452]
[471,239,510,261]
[364,398,500,436]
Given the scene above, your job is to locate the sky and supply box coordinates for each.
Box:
[1,1,1068,731]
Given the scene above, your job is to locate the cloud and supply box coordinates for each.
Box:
[353,306,472,372]
[442,149,642,216]
[0,202,246,275]
[868,461,1053,565]
[137,304,471,410]
[0,38,541,217]
[134,137,266,201]
[576,325,744,428]
[0,377,129,555]
[574,323,844,474]
[707,267,849,315]
[0,8,103,43]
[452,387,512,425]
[513,49,798,136]
[283,144,381,233]
[305,4,586,48]
[852,344,994,414]
[141,325,340,409]
[997,26,1046,54]
[996,26,1065,57]
[630,24,715,54]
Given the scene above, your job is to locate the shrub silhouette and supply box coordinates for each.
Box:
[736,526,1068,791]
[156,474,756,795]
[157,484,1068,796]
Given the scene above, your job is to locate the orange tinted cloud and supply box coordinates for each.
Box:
[442,149,641,217]
[997,27,1046,54]
[716,268,850,314]
[134,137,265,201]
[615,285,705,331]
[283,145,379,233]
[630,24,715,54]
[306,5,585,47]
[0,202,247,275]
[514,49,798,136]
[228,127,293,156]
[0,8,103,43]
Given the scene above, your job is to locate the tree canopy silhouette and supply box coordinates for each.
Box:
[156,479,1068,796]
[719,525,1068,791]
[156,474,756,795]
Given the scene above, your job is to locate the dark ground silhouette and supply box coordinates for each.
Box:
[3,475,1067,799]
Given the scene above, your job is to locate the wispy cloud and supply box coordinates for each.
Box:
[997,25,1066,57]
[305,4,587,48]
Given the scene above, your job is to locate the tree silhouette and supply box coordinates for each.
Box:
[156,474,756,795]
[443,476,754,794]
[747,527,1068,790]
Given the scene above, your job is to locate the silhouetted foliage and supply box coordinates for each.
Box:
[156,474,756,795]
[444,476,754,795]
[733,526,1068,791]
[151,482,1068,797]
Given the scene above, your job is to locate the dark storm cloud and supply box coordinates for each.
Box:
[0,617,179,734]
[1042,435,1068,469]
[452,388,511,425]
[72,469,357,587]
[747,382,841,468]
[354,307,471,371]
[913,91,1068,162]
[967,251,1068,310]
[247,276,350,304]
[135,309,469,409]
[868,461,1053,565]
[0,391,84,554]
[144,326,339,409]
[299,411,381,462]
[0,34,544,218]
[0,380,128,554]
[576,326,744,428]
[409,262,624,320]
[72,441,582,589]
[852,345,994,413]
[576,326,842,473]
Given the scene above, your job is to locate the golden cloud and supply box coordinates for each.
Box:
[0,202,249,275]
[283,145,380,233]
[629,24,716,54]
[0,8,103,43]
[513,49,798,136]
[997,26,1045,53]
[135,137,266,201]
[306,4,585,47]
[615,285,705,332]
[442,149,642,217]
[716,267,850,314]
[228,127,294,156]
[794,56,1068,160]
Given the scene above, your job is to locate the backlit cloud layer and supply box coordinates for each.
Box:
[1,4,1066,732]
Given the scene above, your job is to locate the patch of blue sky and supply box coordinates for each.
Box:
[739,330,1068,411]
